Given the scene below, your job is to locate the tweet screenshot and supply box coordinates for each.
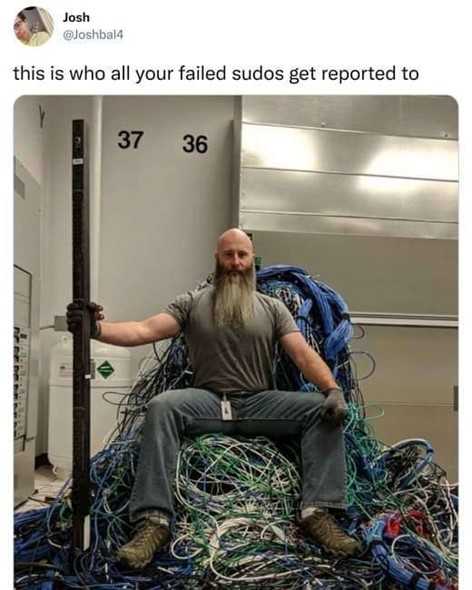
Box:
[3,2,468,588]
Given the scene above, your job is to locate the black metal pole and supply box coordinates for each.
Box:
[71,119,91,554]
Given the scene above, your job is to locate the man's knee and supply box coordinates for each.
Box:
[303,391,325,405]
[146,389,188,416]
[275,390,325,410]
[291,392,326,423]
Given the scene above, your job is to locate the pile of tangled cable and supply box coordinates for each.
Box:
[14,265,458,589]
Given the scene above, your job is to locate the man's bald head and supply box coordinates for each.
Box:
[215,228,254,272]
[216,228,254,256]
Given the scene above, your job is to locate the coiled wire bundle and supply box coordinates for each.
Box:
[14,265,458,589]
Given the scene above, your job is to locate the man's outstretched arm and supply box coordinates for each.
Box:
[279,331,338,390]
[98,312,181,347]
[67,302,181,347]
[280,331,347,425]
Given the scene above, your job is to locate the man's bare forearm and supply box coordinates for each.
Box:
[96,321,149,347]
[300,351,338,392]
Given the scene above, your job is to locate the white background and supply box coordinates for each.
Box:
[2,0,469,585]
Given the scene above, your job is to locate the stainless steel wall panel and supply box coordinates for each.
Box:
[250,231,457,316]
[351,313,457,328]
[242,212,457,240]
[353,325,457,407]
[357,324,457,481]
[241,169,458,225]
[242,123,458,181]
[368,404,457,482]
[243,96,458,140]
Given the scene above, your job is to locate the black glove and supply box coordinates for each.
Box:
[66,301,104,339]
[320,388,347,426]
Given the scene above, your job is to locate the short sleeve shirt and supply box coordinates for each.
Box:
[165,286,299,393]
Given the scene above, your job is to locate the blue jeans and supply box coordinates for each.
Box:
[129,388,347,525]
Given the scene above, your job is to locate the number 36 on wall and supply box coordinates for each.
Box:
[182,134,208,154]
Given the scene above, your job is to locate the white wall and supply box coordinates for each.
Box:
[14,96,45,185]
[24,95,235,455]
[100,96,235,372]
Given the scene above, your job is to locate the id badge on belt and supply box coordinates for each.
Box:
[221,393,233,421]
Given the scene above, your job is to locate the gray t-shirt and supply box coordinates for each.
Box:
[165,286,299,394]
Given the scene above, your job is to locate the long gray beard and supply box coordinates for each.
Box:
[213,262,255,329]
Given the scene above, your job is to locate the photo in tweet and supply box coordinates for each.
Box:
[13,94,458,588]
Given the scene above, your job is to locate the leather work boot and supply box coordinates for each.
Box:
[117,521,170,569]
[301,510,361,557]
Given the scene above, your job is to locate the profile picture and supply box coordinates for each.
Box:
[14,6,53,47]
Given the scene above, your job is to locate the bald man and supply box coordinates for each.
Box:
[68,228,360,568]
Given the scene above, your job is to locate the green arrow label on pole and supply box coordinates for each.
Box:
[97,360,114,379]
